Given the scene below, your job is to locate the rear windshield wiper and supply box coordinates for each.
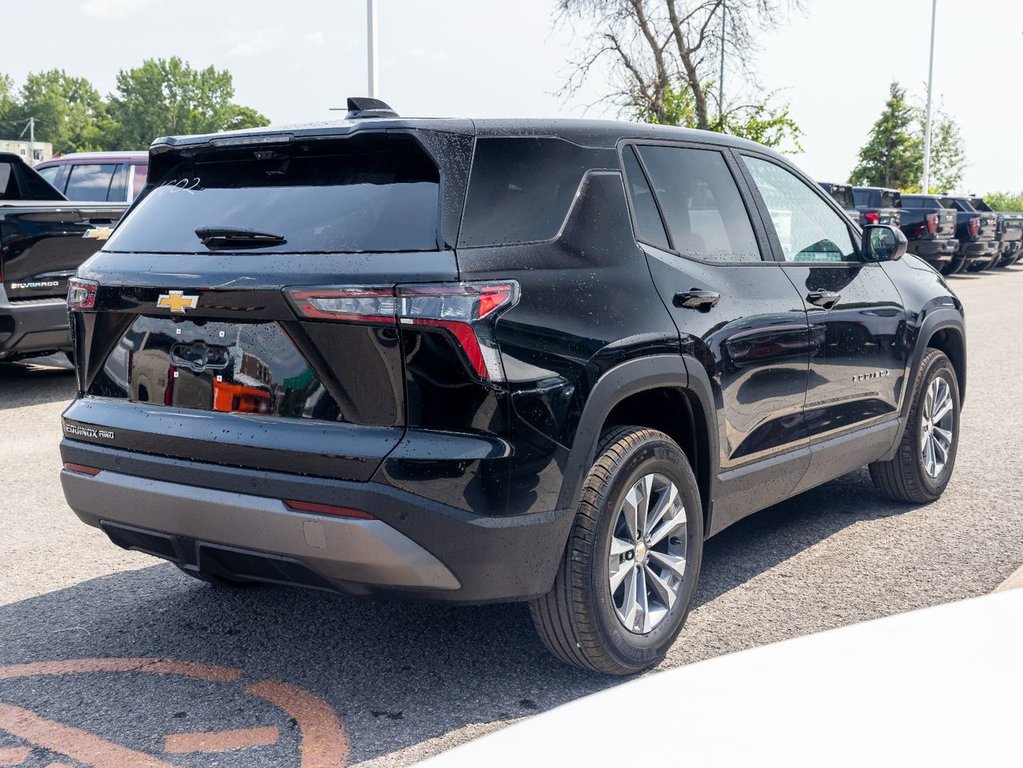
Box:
[195,227,287,249]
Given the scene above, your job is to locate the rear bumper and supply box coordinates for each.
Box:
[0,287,71,360]
[959,240,999,260]
[59,440,574,603]
[908,238,958,261]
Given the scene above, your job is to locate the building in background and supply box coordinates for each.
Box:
[0,139,53,165]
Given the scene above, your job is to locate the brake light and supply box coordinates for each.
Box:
[63,462,101,476]
[968,217,981,239]
[925,213,938,235]
[287,281,520,381]
[864,211,879,225]
[67,277,99,310]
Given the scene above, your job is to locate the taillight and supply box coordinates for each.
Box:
[286,281,520,382]
[864,211,879,225]
[67,277,99,310]
[968,217,981,239]
[925,213,938,235]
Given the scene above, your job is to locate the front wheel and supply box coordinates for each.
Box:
[530,427,703,675]
[869,348,960,503]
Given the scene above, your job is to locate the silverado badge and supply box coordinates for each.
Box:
[157,290,199,314]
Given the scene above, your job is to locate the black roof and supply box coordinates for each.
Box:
[150,116,783,158]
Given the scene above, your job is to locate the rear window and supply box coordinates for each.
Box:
[880,189,901,208]
[824,185,855,210]
[106,134,440,254]
[458,137,594,247]
[901,195,940,209]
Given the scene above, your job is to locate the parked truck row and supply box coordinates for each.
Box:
[819,182,1023,275]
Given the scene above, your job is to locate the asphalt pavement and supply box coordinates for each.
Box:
[1,266,1021,767]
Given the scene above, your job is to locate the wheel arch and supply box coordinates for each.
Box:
[557,355,717,534]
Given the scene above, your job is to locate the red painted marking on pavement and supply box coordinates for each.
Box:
[248,680,349,768]
[0,746,30,765]
[0,658,242,683]
[0,701,176,768]
[163,725,280,753]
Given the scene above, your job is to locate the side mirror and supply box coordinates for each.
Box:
[862,224,907,262]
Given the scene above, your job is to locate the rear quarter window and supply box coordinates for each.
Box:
[458,137,595,247]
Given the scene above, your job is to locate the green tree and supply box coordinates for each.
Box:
[924,110,967,193]
[0,75,16,136]
[850,82,921,189]
[635,84,802,151]
[9,70,111,154]
[106,57,269,148]
[982,192,1023,212]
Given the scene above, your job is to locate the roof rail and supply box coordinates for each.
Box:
[345,97,399,119]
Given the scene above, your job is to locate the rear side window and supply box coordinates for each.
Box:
[621,146,669,250]
[65,163,118,200]
[36,165,61,189]
[458,137,593,247]
[106,134,440,254]
[108,164,129,202]
[636,145,761,262]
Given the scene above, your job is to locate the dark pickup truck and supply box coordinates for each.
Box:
[1,152,127,362]
[898,194,959,271]
[852,186,902,229]
[940,195,1000,273]
[818,182,858,221]
[968,197,1023,268]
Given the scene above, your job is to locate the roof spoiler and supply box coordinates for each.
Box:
[345,97,399,119]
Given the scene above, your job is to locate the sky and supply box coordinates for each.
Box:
[6,0,1022,192]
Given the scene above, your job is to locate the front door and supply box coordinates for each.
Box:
[737,153,909,444]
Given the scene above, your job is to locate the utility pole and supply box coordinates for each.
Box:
[718,1,726,129]
[921,0,937,193]
[18,117,35,165]
[367,0,379,97]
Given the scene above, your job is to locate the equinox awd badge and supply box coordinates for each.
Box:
[157,290,199,314]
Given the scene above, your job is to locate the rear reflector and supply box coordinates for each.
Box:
[283,499,376,520]
[64,462,101,476]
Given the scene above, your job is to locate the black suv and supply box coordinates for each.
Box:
[61,101,966,675]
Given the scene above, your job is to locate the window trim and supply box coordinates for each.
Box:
[733,149,867,267]
[616,138,773,266]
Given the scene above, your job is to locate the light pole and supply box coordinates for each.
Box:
[921,0,937,193]
[718,1,726,128]
[367,0,379,98]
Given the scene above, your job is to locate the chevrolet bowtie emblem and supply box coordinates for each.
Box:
[82,226,114,240]
[157,291,200,313]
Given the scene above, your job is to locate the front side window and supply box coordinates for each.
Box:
[635,145,761,262]
[743,156,858,263]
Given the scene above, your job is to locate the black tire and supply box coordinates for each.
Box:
[175,563,252,588]
[869,349,960,503]
[530,426,703,675]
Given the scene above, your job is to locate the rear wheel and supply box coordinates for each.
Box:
[530,427,703,675]
[869,349,960,503]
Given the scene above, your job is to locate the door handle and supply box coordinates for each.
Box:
[806,290,841,309]
[674,289,721,312]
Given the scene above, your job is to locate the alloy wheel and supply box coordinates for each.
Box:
[920,375,955,479]
[608,473,688,634]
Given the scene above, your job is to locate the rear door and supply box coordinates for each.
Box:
[737,153,909,454]
[621,142,811,531]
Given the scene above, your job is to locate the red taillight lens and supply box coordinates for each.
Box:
[286,281,520,381]
[925,213,938,235]
[864,211,879,225]
[287,287,397,323]
[284,499,376,520]
[67,278,99,310]
[968,217,981,239]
